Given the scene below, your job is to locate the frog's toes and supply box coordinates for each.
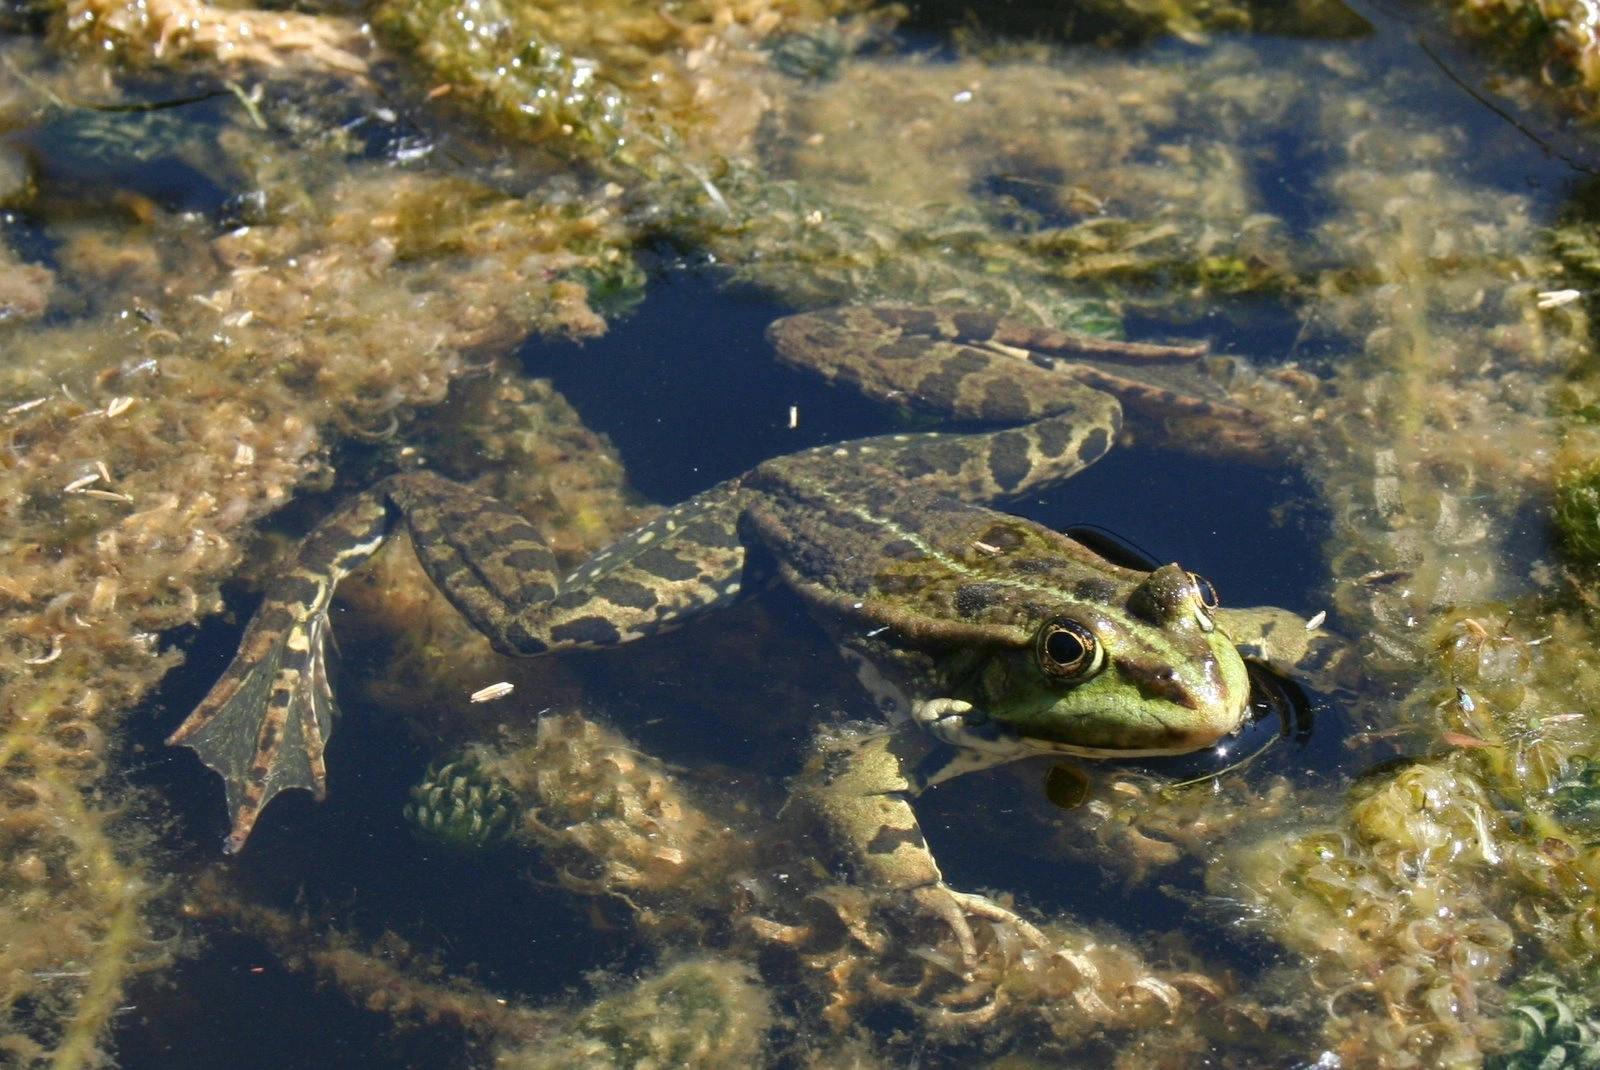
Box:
[913,699,1027,756]
[910,882,1048,973]
[912,696,974,733]
[746,885,887,960]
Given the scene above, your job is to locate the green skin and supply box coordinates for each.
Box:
[170,306,1326,959]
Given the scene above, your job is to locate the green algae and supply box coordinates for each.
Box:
[1495,971,1600,1070]
[1554,455,1600,566]
[503,957,775,1070]
[6,0,1600,1066]
[369,0,635,163]
[404,755,520,848]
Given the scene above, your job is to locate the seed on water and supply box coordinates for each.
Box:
[470,681,515,703]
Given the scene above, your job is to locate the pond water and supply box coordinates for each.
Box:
[5,0,1600,1066]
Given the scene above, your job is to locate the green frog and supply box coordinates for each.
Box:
[171,306,1330,959]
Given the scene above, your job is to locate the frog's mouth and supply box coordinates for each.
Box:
[1104,663,1317,777]
[1015,733,1231,760]
[1011,691,1254,758]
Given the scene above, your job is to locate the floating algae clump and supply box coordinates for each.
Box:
[0,27,644,1059]
[497,957,774,1070]
[482,713,753,926]
[368,0,878,169]
[712,42,1304,327]
[371,0,633,160]
[1217,761,1519,1066]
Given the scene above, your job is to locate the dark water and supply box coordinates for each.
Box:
[87,8,1593,1069]
[111,283,1333,1067]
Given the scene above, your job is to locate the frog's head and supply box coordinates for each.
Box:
[973,564,1253,757]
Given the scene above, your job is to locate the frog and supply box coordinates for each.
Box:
[169,305,1333,960]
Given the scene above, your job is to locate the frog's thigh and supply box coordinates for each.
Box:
[379,471,561,651]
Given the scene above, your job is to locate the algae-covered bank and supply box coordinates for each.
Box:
[4,0,1600,1065]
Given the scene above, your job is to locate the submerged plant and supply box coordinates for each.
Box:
[404,755,521,848]
[1551,758,1600,842]
[1494,972,1600,1070]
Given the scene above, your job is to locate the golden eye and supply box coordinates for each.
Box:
[1036,619,1104,680]
[1189,572,1220,611]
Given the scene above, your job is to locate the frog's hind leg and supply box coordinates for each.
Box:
[168,488,397,852]
[172,470,754,851]
[388,472,754,653]
[379,470,562,653]
[169,470,570,851]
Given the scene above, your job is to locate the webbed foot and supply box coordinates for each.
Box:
[171,489,396,851]
[167,595,338,853]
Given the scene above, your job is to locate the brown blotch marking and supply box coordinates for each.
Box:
[682,514,742,549]
[987,430,1033,493]
[593,577,661,611]
[499,619,550,656]
[1078,426,1112,464]
[896,439,972,480]
[876,307,940,334]
[632,544,705,582]
[954,582,1003,618]
[256,717,281,754]
[855,480,910,519]
[874,571,931,596]
[867,822,927,856]
[550,616,623,647]
[551,588,601,611]
[978,376,1031,421]
[978,524,1027,552]
[498,546,550,573]
[509,579,557,608]
[1033,417,1079,459]
[881,538,925,560]
[950,310,1000,340]
[914,349,992,407]
[1074,576,1120,603]
[478,510,528,535]
[874,338,931,363]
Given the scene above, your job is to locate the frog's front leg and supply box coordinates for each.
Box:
[170,470,751,852]
[1217,604,1355,694]
[796,721,1048,969]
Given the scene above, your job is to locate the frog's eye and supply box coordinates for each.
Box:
[1036,619,1104,681]
[1189,572,1220,611]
